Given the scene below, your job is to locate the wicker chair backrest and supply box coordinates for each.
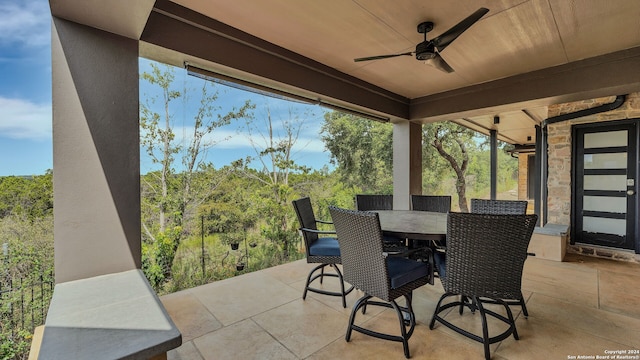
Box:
[355,194,393,211]
[329,206,390,301]
[470,199,528,215]
[292,197,319,246]
[444,212,537,300]
[411,195,451,213]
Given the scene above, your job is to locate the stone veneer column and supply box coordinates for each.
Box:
[52,17,141,283]
[393,121,422,210]
[517,154,529,199]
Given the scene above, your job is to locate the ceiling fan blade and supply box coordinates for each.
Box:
[426,53,455,73]
[354,52,413,62]
[433,7,489,52]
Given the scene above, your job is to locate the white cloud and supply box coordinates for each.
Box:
[0,97,51,140]
[164,126,326,154]
[0,0,50,48]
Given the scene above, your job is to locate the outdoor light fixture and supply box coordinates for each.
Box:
[185,62,390,123]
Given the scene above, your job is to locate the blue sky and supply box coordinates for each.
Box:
[0,0,332,176]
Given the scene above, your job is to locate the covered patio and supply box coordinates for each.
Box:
[160,254,640,359]
[39,0,640,358]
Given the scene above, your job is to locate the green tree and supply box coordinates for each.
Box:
[233,104,313,259]
[0,174,54,360]
[140,62,253,285]
[0,172,53,220]
[423,122,476,212]
[320,111,393,193]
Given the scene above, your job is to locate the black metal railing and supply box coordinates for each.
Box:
[0,270,54,339]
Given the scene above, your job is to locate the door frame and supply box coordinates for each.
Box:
[571,119,639,254]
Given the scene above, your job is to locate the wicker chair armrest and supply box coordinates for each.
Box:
[299,227,337,235]
[315,219,333,225]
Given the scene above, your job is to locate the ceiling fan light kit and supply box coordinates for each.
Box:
[354,7,489,73]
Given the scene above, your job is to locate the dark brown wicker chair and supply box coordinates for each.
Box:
[410,195,451,276]
[470,198,528,215]
[292,197,354,308]
[329,206,432,359]
[469,198,531,316]
[354,194,393,211]
[354,194,408,251]
[411,195,451,213]
[429,212,537,360]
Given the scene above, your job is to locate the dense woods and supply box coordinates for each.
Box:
[0,114,517,297]
[0,64,517,359]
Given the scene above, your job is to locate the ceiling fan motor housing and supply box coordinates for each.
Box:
[415,41,436,60]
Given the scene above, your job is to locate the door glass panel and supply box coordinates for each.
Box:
[584,153,627,169]
[583,175,627,191]
[584,130,627,148]
[583,217,626,236]
[583,196,626,213]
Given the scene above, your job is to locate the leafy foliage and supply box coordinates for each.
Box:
[0,86,521,359]
[0,174,54,360]
[0,172,52,220]
[139,63,253,288]
[320,112,393,193]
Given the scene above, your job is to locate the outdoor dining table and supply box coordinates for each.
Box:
[374,210,447,242]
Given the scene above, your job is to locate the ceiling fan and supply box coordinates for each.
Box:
[354,7,489,73]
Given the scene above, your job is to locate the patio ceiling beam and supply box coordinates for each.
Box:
[140,0,410,121]
[410,46,640,122]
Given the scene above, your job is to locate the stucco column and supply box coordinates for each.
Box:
[52,17,141,283]
[393,121,422,209]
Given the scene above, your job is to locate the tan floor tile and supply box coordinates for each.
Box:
[261,259,311,285]
[526,293,640,349]
[522,259,598,307]
[410,284,445,325]
[251,297,349,358]
[189,271,300,326]
[193,319,297,360]
[497,312,637,359]
[167,341,203,360]
[310,307,485,359]
[160,254,640,360]
[599,270,640,318]
[430,298,519,355]
[288,276,358,313]
[524,257,597,282]
[564,253,640,275]
[160,291,222,342]
[312,308,420,360]
[308,321,452,360]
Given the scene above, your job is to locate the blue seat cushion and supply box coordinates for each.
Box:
[308,237,341,257]
[386,257,429,289]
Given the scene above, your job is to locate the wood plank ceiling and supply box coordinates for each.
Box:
[50,0,640,145]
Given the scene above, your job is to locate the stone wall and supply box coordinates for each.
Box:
[517,154,535,213]
[517,154,529,200]
[546,92,640,261]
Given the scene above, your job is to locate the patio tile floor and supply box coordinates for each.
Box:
[161,254,640,359]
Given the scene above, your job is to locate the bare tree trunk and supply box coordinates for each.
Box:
[432,131,469,212]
